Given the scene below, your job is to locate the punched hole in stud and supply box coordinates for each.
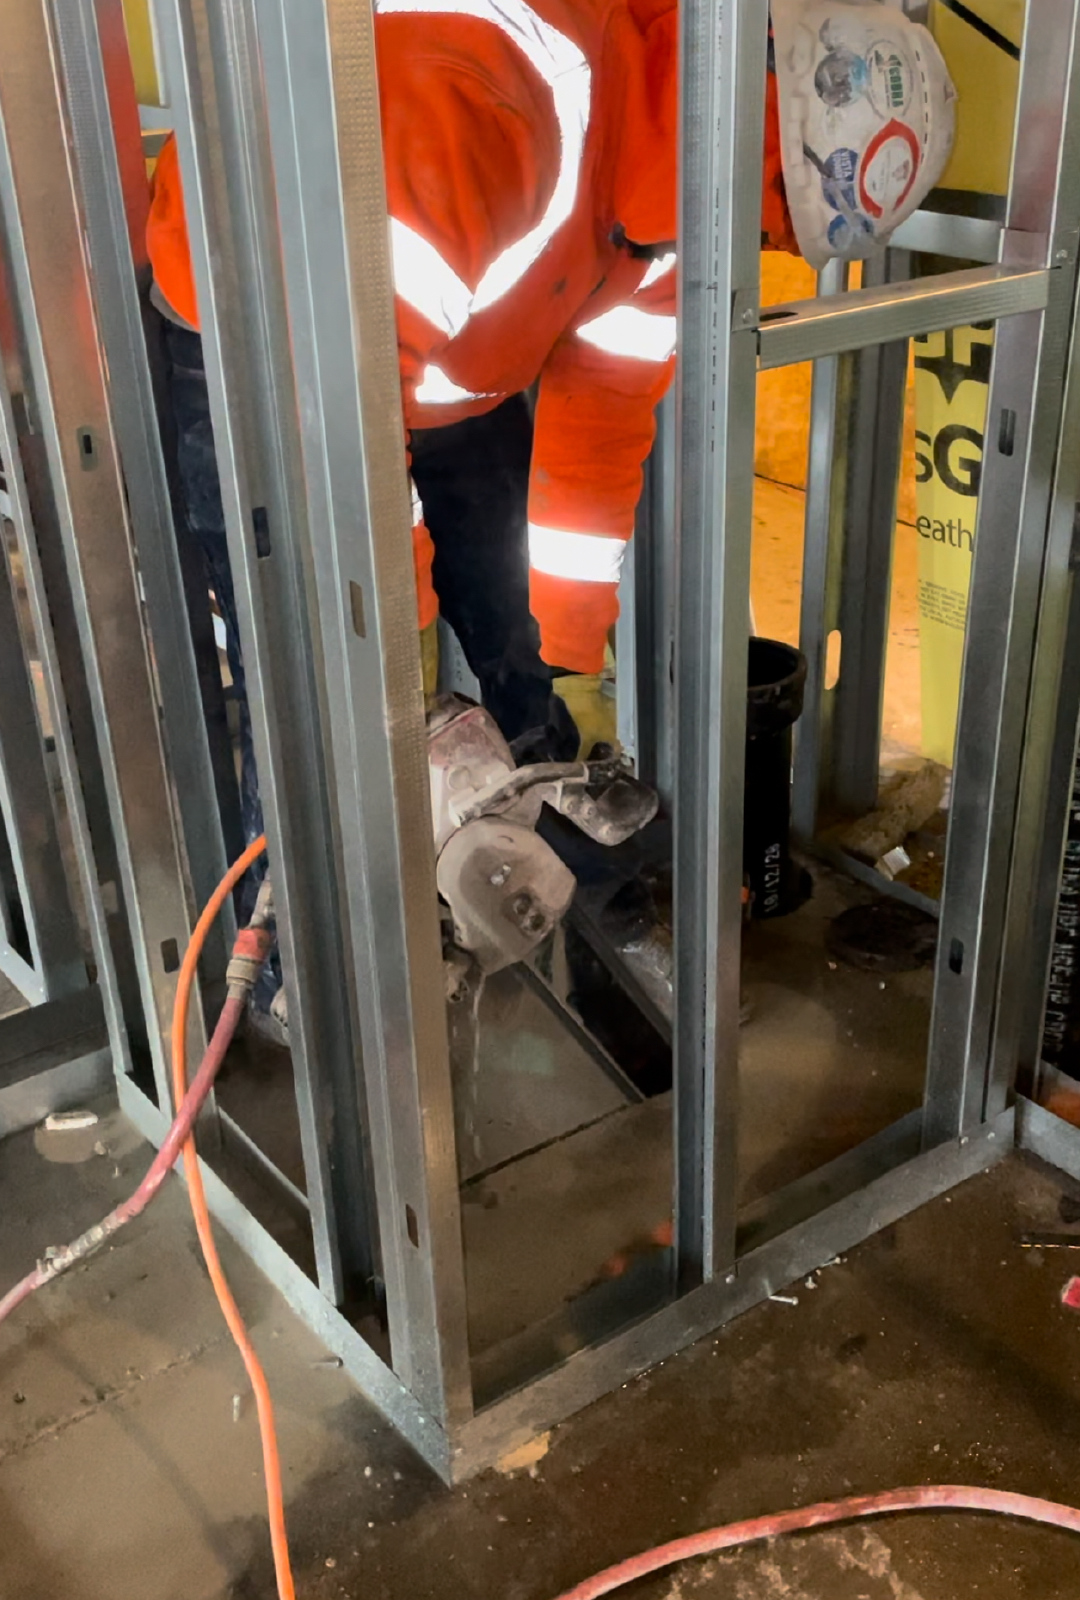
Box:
[948,938,964,975]
[161,937,180,974]
[405,1204,419,1248]
[76,427,98,470]
[349,580,366,638]
[825,629,842,691]
[252,505,271,558]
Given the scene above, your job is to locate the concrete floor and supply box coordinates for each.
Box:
[458,861,933,1372]
[2,1111,1080,1599]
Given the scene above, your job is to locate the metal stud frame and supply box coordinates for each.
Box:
[3,0,1080,1482]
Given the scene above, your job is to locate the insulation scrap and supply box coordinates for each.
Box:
[836,760,949,863]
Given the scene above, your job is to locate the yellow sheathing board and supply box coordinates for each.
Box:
[122,0,162,108]
[932,0,1022,193]
[912,2,1023,763]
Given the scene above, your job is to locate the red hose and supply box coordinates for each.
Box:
[550,1485,1080,1599]
[0,995,245,1330]
[0,836,294,1598]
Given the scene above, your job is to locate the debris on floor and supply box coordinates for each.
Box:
[42,1110,99,1134]
[495,1431,551,1476]
[878,844,912,881]
[833,760,948,864]
[1061,1277,1080,1311]
[33,1107,116,1168]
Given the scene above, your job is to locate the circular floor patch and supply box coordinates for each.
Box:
[826,899,938,973]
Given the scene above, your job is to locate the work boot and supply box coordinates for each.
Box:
[508,688,580,766]
[551,668,618,759]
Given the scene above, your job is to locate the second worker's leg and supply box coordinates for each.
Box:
[162,321,264,865]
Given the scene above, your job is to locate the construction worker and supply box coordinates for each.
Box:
[148,0,954,844]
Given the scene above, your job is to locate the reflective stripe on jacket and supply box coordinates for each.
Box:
[147,0,795,673]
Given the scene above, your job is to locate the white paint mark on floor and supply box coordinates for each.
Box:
[822,1528,927,1599]
[735,1553,815,1599]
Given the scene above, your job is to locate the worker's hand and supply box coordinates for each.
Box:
[420,617,439,702]
[552,671,618,760]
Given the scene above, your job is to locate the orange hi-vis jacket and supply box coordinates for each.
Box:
[148,0,795,674]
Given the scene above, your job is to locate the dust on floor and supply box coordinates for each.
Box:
[2,1108,1080,1599]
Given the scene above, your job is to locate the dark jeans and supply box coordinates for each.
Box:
[411,394,555,740]
[160,325,567,878]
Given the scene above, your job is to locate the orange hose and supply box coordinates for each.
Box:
[171,835,296,1600]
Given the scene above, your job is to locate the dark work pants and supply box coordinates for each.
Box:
[410,393,555,740]
[160,325,564,888]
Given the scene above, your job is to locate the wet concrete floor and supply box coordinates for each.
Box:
[2,1103,1080,1599]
